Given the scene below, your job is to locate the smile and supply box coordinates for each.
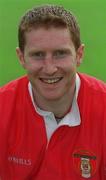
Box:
[40,77,62,84]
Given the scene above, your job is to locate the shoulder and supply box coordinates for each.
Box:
[0,76,28,95]
[78,73,106,94]
[0,76,29,127]
[0,76,29,104]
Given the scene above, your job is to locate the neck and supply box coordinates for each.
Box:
[32,83,76,119]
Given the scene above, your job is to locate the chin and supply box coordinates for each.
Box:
[43,93,64,101]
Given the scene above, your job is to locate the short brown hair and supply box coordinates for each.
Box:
[18,4,81,52]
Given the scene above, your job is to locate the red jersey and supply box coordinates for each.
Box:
[0,73,106,179]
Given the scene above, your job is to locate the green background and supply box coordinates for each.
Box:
[0,0,106,86]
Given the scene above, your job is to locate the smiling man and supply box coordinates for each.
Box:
[16,27,83,118]
[0,4,106,179]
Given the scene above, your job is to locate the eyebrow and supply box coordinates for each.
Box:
[28,50,44,55]
[53,48,72,54]
[28,47,72,55]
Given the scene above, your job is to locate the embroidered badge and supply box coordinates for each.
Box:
[73,149,97,178]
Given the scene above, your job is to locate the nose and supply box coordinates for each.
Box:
[42,56,58,75]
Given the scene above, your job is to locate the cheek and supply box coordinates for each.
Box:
[64,61,77,81]
[63,56,77,66]
[63,60,77,73]
[24,61,41,73]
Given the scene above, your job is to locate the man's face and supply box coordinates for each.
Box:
[17,27,84,102]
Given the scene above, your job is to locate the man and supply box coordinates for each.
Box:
[0,4,106,179]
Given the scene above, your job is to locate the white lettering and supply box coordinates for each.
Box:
[8,156,32,166]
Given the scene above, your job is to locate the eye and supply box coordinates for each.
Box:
[53,50,70,59]
[30,51,45,60]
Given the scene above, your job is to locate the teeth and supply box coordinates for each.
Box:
[42,78,61,84]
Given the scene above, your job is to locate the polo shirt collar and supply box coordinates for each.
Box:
[28,73,81,127]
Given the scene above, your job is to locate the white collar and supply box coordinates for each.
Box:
[28,73,81,127]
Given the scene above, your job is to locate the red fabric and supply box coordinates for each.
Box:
[0,73,106,179]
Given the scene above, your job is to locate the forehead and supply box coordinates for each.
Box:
[24,27,74,50]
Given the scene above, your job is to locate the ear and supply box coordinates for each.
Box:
[76,44,85,67]
[16,47,26,69]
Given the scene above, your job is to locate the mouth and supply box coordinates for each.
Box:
[39,77,63,84]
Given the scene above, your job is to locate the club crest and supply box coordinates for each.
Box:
[73,149,97,178]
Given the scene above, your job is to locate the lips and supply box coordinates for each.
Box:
[39,77,63,84]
